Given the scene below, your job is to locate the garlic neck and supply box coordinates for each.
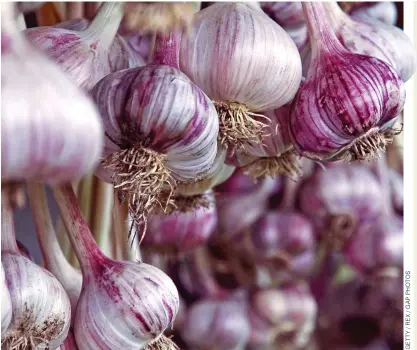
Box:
[322,2,352,29]
[82,2,123,49]
[152,31,182,68]
[1,193,19,254]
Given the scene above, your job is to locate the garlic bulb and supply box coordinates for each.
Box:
[1,264,12,336]
[182,293,250,350]
[261,2,304,27]
[180,2,302,151]
[93,31,219,231]
[28,183,82,324]
[1,3,103,184]
[343,215,403,274]
[299,165,384,242]
[53,184,179,349]
[349,2,397,26]
[291,3,405,162]
[54,17,145,71]
[61,330,79,350]
[144,191,217,253]
[1,195,71,349]
[230,104,301,179]
[25,3,124,90]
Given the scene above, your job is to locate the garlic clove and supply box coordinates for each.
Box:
[1,3,104,184]
[1,264,12,336]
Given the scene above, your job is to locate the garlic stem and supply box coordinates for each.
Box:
[302,2,344,55]
[1,195,19,254]
[322,2,350,28]
[27,183,78,279]
[53,184,105,273]
[82,2,123,48]
[112,193,129,260]
[152,31,182,68]
[280,177,299,210]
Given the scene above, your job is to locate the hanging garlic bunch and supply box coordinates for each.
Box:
[180,2,302,153]
[28,183,82,323]
[25,3,124,90]
[93,30,219,231]
[301,3,416,81]
[144,191,217,253]
[1,2,103,184]
[229,104,301,178]
[53,184,179,349]
[299,164,384,247]
[181,292,251,350]
[1,194,71,349]
[1,264,12,336]
[54,17,145,71]
[290,3,405,162]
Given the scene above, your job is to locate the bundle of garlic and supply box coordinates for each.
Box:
[1,193,71,349]
[1,2,103,184]
[180,2,302,153]
[93,30,219,232]
[25,3,127,90]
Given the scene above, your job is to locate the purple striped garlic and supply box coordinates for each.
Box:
[54,17,145,72]
[291,3,405,163]
[343,215,403,274]
[144,191,217,253]
[53,184,179,350]
[301,3,416,82]
[25,3,124,91]
[92,31,219,231]
[1,3,103,184]
[180,2,302,152]
[299,164,384,246]
[228,104,301,179]
[1,195,71,349]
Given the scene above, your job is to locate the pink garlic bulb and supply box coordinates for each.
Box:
[1,3,103,184]
[25,3,124,90]
[343,215,403,274]
[144,191,217,253]
[291,3,405,162]
[349,2,397,26]
[299,165,384,241]
[92,31,219,230]
[53,184,179,349]
[248,282,317,347]
[247,211,315,261]
[229,104,301,178]
[216,170,277,239]
[180,2,302,151]
[54,17,145,71]
[182,293,250,350]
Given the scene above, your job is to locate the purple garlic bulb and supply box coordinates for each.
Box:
[182,293,250,350]
[144,191,217,253]
[343,215,403,274]
[291,3,405,162]
[299,164,384,244]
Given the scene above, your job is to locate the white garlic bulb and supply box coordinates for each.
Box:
[1,196,71,349]
[1,2,103,184]
[1,264,12,336]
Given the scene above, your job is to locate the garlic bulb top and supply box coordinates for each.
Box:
[1,2,103,184]
[54,17,146,72]
[1,195,71,349]
[25,3,124,90]
[1,264,12,336]
[180,2,302,112]
[290,3,405,162]
[53,184,180,350]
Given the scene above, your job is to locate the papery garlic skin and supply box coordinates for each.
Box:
[145,191,217,252]
[2,253,71,349]
[180,2,302,111]
[25,3,124,90]
[1,3,103,184]
[74,260,179,349]
[1,265,12,335]
[93,65,219,184]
